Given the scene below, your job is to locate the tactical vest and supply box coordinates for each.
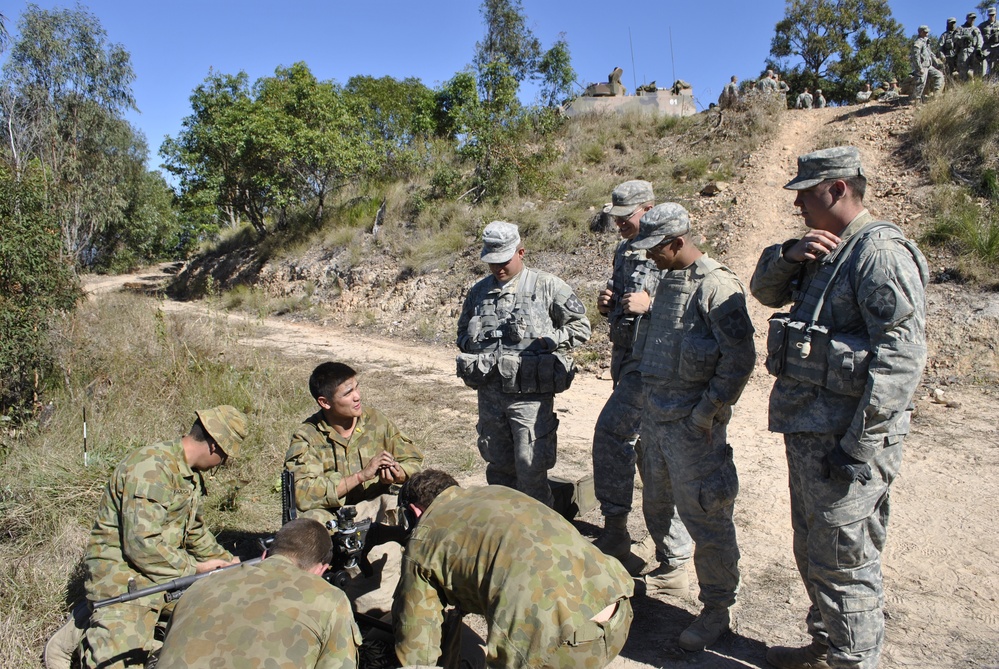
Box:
[608,244,657,346]
[639,257,726,384]
[456,269,575,394]
[765,222,922,397]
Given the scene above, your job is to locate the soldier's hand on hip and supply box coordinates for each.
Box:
[785,230,841,263]
[821,445,873,485]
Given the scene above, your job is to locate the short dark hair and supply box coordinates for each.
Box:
[842,175,867,200]
[398,469,459,512]
[309,362,357,401]
[188,418,211,444]
[270,518,334,570]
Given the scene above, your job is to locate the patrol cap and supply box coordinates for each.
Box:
[968,11,978,19]
[784,146,865,191]
[918,25,929,32]
[195,405,248,457]
[630,203,691,249]
[947,17,957,23]
[990,7,997,16]
[480,221,521,263]
[609,180,655,216]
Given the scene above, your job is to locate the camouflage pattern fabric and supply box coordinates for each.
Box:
[592,240,665,516]
[795,92,813,109]
[393,485,634,669]
[910,35,945,101]
[475,382,558,507]
[82,439,234,668]
[718,81,739,110]
[980,18,999,74]
[457,267,590,507]
[157,554,361,669]
[637,255,754,605]
[815,93,826,108]
[757,76,778,93]
[955,24,984,79]
[939,28,959,73]
[750,210,927,669]
[285,406,423,513]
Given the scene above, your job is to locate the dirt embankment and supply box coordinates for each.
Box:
[91,103,999,669]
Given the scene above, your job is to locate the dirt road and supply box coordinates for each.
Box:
[90,105,999,668]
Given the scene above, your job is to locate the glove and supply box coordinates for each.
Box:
[821,444,873,485]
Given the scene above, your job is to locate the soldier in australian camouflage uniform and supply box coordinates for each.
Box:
[157,518,361,669]
[752,147,927,669]
[393,470,634,669]
[456,221,590,508]
[632,204,756,652]
[591,181,692,575]
[284,361,423,616]
[78,406,248,669]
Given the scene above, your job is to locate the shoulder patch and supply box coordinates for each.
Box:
[564,294,586,315]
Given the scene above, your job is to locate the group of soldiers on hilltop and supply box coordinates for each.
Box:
[718,6,999,111]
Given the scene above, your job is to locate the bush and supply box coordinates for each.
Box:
[922,189,999,268]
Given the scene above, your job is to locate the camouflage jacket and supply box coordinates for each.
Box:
[157,554,361,669]
[939,29,958,57]
[606,240,663,354]
[956,24,984,51]
[285,406,423,512]
[750,210,928,462]
[84,439,233,601]
[911,36,940,71]
[456,266,591,355]
[980,19,999,49]
[638,256,756,428]
[394,485,633,668]
[757,77,778,93]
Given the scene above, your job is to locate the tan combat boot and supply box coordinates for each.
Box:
[642,563,690,599]
[765,640,831,669]
[593,514,631,560]
[678,606,730,651]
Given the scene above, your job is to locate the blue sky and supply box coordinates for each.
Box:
[3,1,955,170]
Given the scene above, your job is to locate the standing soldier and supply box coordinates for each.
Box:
[979,7,999,77]
[911,25,945,103]
[456,221,591,508]
[795,88,813,110]
[939,17,959,80]
[591,181,692,579]
[633,203,756,651]
[814,89,826,108]
[758,69,778,93]
[719,75,740,110]
[956,12,984,80]
[752,147,928,669]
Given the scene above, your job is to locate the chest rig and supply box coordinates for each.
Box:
[463,269,542,354]
[608,245,657,346]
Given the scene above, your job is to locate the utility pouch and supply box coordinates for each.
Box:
[456,352,495,389]
[608,319,635,346]
[782,320,829,387]
[825,332,872,397]
[765,313,791,376]
[513,354,537,393]
[497,353,522,393]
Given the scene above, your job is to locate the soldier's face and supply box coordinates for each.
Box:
[323,377,362,420]
[614,206,645,240]
[647,237,680,270]
[488,247,524,283]
[793,180,841,231]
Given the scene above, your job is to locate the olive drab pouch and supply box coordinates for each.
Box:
[552,352,576,393]
[825,331,872,397]
[678,335,721,383]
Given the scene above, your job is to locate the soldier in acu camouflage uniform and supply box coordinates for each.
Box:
[79,406,248,669]
[393,470,634,669]
[758,69,778,93]
[157,518,361,669]
[979,7,999,77]
[633,204,756,652]
[284,361,423,617]
[456,222,591,508]
[719,76,740,110]
[939,17,959,79]
[751,147,927,669]
[591,181,692,572]
[955,12,984,80]
[910,25,945,103]
[795,88,814,110]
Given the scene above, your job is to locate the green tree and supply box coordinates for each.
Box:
[0,163,80,419]
[474,0,541,102]
[769,0,909,104]
[535,36,576,107]
[1,4,146,266]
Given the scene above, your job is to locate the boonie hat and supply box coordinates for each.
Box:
[195,405,248,457]
[609,180,655,217]
[784,146,865,191]
[630,203,691,249]
[480,221,521,263]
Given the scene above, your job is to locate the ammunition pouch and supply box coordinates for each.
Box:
[455,352,497,389]
[765,314,871,397]
[490,352,576,394]
[608,318,636,346]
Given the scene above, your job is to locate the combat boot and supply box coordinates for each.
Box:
[642,563,690,598]
[765,640,830,669]
[593,514,631,560]
[678,606,730,651]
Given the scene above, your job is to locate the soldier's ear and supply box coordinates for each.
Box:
[316,395,333,411]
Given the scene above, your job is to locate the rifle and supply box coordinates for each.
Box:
[91,557,264,610]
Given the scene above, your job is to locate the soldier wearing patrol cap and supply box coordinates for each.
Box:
[752,146,927,669]
[633,203,756,652]
[456,221,591,508]
[591,181,692,576]
[979,7,999,76]
[956,12,984,80]
[66,406,249,669]
[911,25,945,103]
[940,17,960,78]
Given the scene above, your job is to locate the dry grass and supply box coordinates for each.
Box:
[0,292,479,668]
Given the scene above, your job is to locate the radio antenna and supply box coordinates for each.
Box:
[629,27,637,90]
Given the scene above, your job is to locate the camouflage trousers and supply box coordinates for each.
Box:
[784,432,902,669]
[82,598,166,668]
[592,366,642,516]
[476,382,557,508]
[957,48,978,80]
[912,66,944,102]
[534,598,633,669]
[640,389,739,606]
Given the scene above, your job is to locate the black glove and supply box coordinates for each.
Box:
[821,445,873,485]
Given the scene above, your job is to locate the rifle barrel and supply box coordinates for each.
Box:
[91,557,263,610]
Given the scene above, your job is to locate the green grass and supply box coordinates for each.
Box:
[923,189,999,268]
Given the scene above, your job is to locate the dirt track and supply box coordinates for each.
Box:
[88,105,999,668]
